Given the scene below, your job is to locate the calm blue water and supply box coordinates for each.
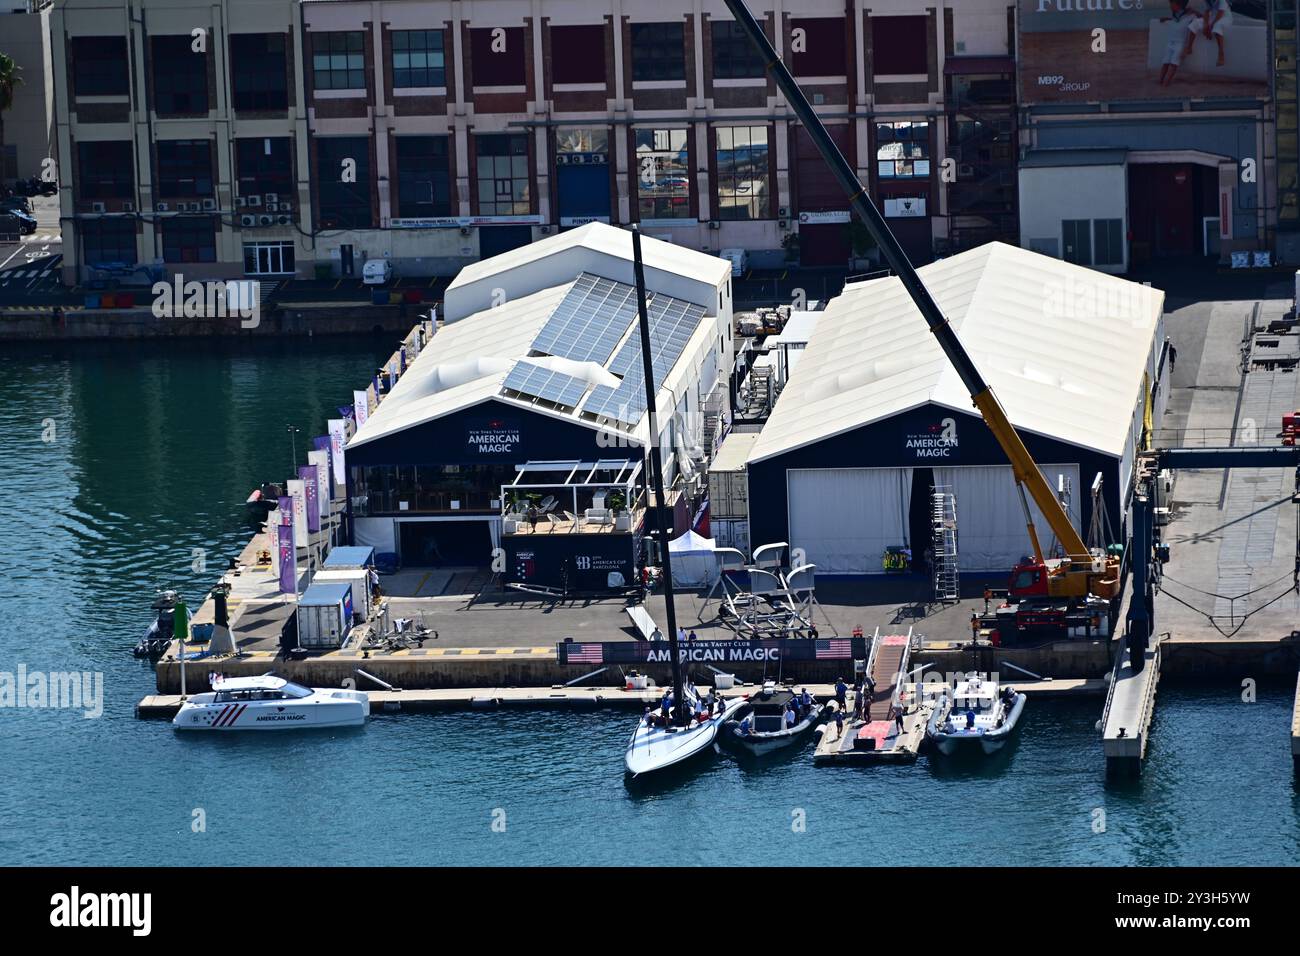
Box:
[1,339,1298,866]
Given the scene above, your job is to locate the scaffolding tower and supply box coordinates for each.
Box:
[931,486,959,603]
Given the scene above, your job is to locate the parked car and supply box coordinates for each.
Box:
[0,210,37,236]
[362,258,392,285]
[1,195,32,214]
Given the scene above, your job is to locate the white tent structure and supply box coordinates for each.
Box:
[745,242,1169,575]
[668,529,719,587]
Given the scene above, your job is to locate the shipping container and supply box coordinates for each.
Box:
[323,546,375,570]
[712,517,750,555]
[708,432,757,519]
[312,568,371,621]
[296,581,354,649]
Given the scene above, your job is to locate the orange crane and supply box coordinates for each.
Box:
[722,0,1119,604]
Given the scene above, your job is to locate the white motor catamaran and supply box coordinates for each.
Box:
[173,675,368,731]
[925,673,1025,755]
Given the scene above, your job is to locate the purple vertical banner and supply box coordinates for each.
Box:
[299,466,320,534]
[277,497,296,594]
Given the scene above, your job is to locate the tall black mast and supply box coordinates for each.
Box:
[631,227,687,726]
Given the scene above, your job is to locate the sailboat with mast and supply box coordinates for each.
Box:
[623,227,743,778]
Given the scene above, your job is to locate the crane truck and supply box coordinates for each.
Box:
[722,0,1121,638]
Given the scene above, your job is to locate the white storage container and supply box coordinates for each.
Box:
[312,568,371,621]
[297,581,354,650]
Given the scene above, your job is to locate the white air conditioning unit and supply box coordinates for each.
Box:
[90,201,106,213]
[235,196,247,208]
[240,213,257,227]
[278,202,293,213]
[202,198,216,211]
[247,196,261,208]
[258,214,274,227]
[708,220,720,230]
[276,214,292,226]
[266,202,279,212]
[184,201,199,212]
[121,201,135,213]
[265,193,279,205]
[156,202,169,212]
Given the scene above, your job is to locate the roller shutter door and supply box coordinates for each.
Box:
[787,468,912,574]
[933,464,1081,572]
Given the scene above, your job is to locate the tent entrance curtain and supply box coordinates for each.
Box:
[787,467,912,574]
[932,464,1082,572]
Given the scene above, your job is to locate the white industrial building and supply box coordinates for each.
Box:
[344,223,733,588]
[744,241,1169,575]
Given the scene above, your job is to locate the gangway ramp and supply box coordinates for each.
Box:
[814,629,925,763]
[1101,638,1162,777]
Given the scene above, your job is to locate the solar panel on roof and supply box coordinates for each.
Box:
[530,273,639,366]
[502,361,589,410]
[603,293,707,387]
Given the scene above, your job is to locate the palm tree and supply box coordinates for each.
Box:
[0,54,23,180]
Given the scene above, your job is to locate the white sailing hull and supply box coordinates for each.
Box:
[625,697,745,777]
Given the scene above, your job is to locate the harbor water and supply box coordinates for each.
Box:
[1,339,1298,866]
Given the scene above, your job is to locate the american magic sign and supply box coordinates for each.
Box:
[557,638,868,666]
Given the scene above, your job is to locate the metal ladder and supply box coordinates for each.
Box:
[931,487,959,603]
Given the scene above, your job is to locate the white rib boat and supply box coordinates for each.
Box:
[625,688,745,778]
[173,675,368,731]
[926,674,1025,755]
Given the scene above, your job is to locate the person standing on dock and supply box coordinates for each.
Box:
[834,677,848,714]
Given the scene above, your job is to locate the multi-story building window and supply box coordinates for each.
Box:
[469,27,525,86]
[474,134,530,215]
[551,25,606,84]
[634,128,690,220]
[160,216,216,263]
[312,32,365,91]
[236,138,293,198]
[71,37,130,96]
[77,142,134,200]
[81,219,137,266]
[872,16,928,75]
[711,20,764,80]
[395,136,452,218]
[1276,3,1298,230]
[243,241,296,275]
[876,121,929,178]
[156,140,214,197]
[630,22,685,82]
[231,34,289,110]
[789,18,846,77]
[715,126,770,220]
[315,137,372,228]
[392,30,446,88]
[150,35,208,114]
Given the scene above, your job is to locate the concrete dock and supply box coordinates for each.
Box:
[1101,640,1163,777]
[135,676,1103,719]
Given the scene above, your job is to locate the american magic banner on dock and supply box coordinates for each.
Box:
[558,638,869,666]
